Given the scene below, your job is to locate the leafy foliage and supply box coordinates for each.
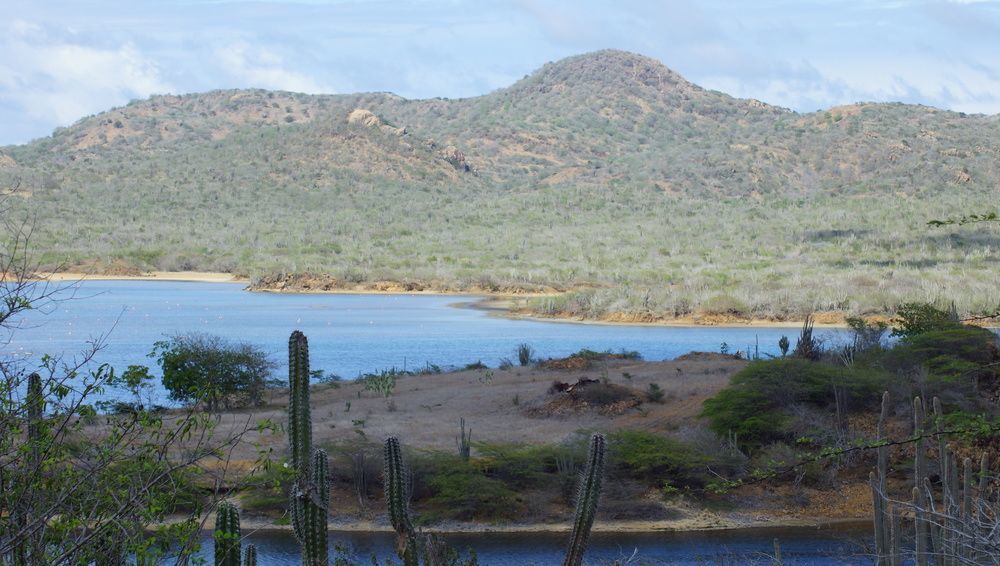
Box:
[891,302,961,338]
[151,333,277,410]
[701,359,889,447]
[607,430,709,487]
[413,454,523,521]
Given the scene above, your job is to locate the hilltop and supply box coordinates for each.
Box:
[2,49,998,320]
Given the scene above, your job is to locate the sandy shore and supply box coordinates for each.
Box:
[37,271,248,283]
[468,297,853,328]
[227,515,870,534]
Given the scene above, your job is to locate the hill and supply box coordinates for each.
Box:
[2,49,998,319]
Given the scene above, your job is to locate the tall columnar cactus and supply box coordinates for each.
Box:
[214,502,241,566]
[384,436,418,566]
[289,330,312,474]
[871,392,890,564]
[286,331,329,566]
[14,372,46,565]
[456,417,472,462]
[243,544,257,566]
[563,433,606,566]
[870,394,994,565]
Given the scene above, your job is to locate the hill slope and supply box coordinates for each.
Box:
[2,49,998,319]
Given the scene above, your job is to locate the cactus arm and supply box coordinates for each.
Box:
[384,436,418,566]
[304,449,330,566]
[214,502,241,566]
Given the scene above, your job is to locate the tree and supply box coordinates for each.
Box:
[2,182,273,563]
[153,333,277,411]
[891,302,960,338]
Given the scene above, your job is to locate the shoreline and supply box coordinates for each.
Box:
[202,515,872,535]
[35,271,999,329]
[40,271,249,284]
[467,297,854,329]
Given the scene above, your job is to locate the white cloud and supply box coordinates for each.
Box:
[214,42,331,94]
[0,20,173,134]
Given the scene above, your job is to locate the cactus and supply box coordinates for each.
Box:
[870,394,994,565]
[563,433,606,566]
[13,373,46,565]
[456,417,472,461]
[214,502,241,566]
[286,331,329,566]
[384,436,418,566]
[871,392,890,564]
[243,544,257,566]
[289,330,312,475]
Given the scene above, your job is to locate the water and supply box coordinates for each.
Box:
[190,526,873,564]
[4,280,849,403]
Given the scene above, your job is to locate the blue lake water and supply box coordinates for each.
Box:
[189,526,873,565]
[5,280,850,403]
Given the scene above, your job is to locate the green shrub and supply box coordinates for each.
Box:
[416,454,523,521]
[475,440,585,490]
[884,325,999,405]
[607,430,708,487]
[701,359,890,447]
[891,302,960,338]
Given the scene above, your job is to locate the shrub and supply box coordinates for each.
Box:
[607,430,709,487]
[891,302,960,338]
[475,440,585,490]
[701,359,890,447]
[516,343,535,366]
[883,325,999,405]
[646,383,665,403]
[845,316,888,352]
[151,333,277,411]
[699,294,750,317]
[414,454,523,521]
[360,369,399,397]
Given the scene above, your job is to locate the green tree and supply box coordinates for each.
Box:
[891,302,959,338]
[152,333,277,411]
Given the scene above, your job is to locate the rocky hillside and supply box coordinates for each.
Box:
[1,50,997,318]
[3,50,996,198]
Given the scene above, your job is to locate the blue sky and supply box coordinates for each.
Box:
[1,0,998,145]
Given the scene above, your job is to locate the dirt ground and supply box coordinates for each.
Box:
[198,353,748,463]
[135,352,882,530]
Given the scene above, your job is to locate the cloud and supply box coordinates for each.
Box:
[213,42,332,94]
[0,20,173,137]
[2,0,999,145]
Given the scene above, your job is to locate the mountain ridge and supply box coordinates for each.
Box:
[1,50,997,319]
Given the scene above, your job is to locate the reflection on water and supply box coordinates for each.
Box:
[7,281,852,404]
[190,525,873,565]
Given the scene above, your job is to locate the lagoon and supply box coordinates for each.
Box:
[6,280,849,404]
[189,526,872,565]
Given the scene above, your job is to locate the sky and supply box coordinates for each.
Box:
[1,0,998,146]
